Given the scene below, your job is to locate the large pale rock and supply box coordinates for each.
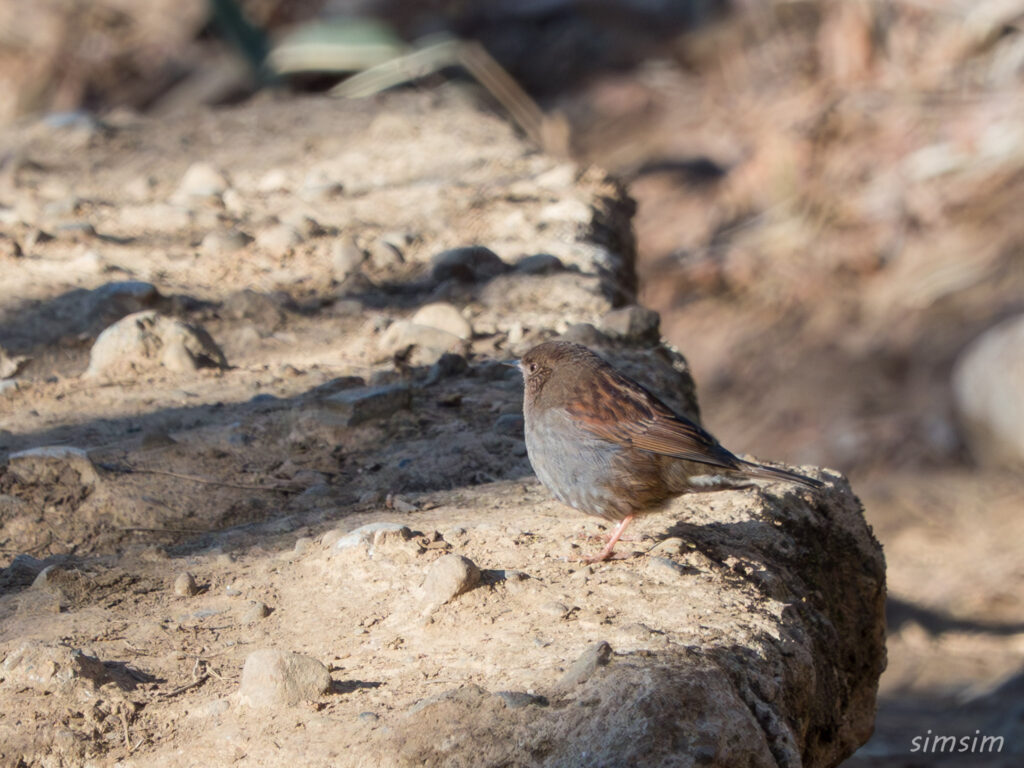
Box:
[953,314,1024,466]
[84,310,227,378]
[238,650,332,708]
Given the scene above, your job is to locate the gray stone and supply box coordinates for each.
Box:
[319,384,411,426]
[411,302,473,340]
[173,572,199,597]
[421,554,481,610]
[515,253,565,274]
[600,305,661,342]
[431,246,508,283]
[556,641,613,691]
[84,310,228,378]
[953,313,1024,466]
[237,649,332,708]
[0,379,18,396]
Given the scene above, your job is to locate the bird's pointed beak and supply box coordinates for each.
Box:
[501,359,521,370]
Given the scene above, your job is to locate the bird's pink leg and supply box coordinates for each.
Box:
[583,515,634,563]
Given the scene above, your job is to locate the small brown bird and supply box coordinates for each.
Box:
[516,340,821,562]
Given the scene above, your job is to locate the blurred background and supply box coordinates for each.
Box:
[2,0,1023,764]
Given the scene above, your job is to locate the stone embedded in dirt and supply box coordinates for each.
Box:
[493,413,524,437]
[331,238,366,279]
[8,445,99,489]
[431,246,509,283]
[256,223,304,253]
[953,313,1024,466]
[334,522,409,551]
[300,169,344,201]
[237,649,332,708]
[421,554,481,610]
[0,344,29,378]
[515,253,565,274]
[379,321,469,366]
[643,556,691,582]
[173,571,199,597]
[368,238,405,270]
[200,228,252,255]
[555,641,614,692]
[174,161,229,201]
[242,601,271,623]
[411,302,473,340]
[600,305,661,342]
[318,384,412,427]
[1,641,117,693]
[84,310,228,378]
[257,168,290,193]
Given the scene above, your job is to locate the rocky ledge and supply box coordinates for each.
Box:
[0,91,884,768]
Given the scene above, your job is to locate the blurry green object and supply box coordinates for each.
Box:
[268,18,408,75]
[267,17,570,156]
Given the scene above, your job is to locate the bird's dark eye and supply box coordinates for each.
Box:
[528,363,538,373]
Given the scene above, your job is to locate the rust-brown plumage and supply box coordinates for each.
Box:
[518,340,821,561]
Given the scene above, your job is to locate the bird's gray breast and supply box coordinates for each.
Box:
[524,407,629,520]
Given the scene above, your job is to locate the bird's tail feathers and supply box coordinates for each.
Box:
[737,460,823,489]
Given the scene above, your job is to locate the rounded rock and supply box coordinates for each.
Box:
[173,572,199,597]
[411,302,473,340]
[238,649,332,708]
[421,554,481,610]
[953,313,1024,466]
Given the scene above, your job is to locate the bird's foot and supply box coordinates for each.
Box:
[577,515,635,563]
[580,548,635,563]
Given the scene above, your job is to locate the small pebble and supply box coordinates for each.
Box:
[421,554,481,611]
[256,223,304,253]
[242,601,271,623]
[556,641,613,690]
[173,572,199,597]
